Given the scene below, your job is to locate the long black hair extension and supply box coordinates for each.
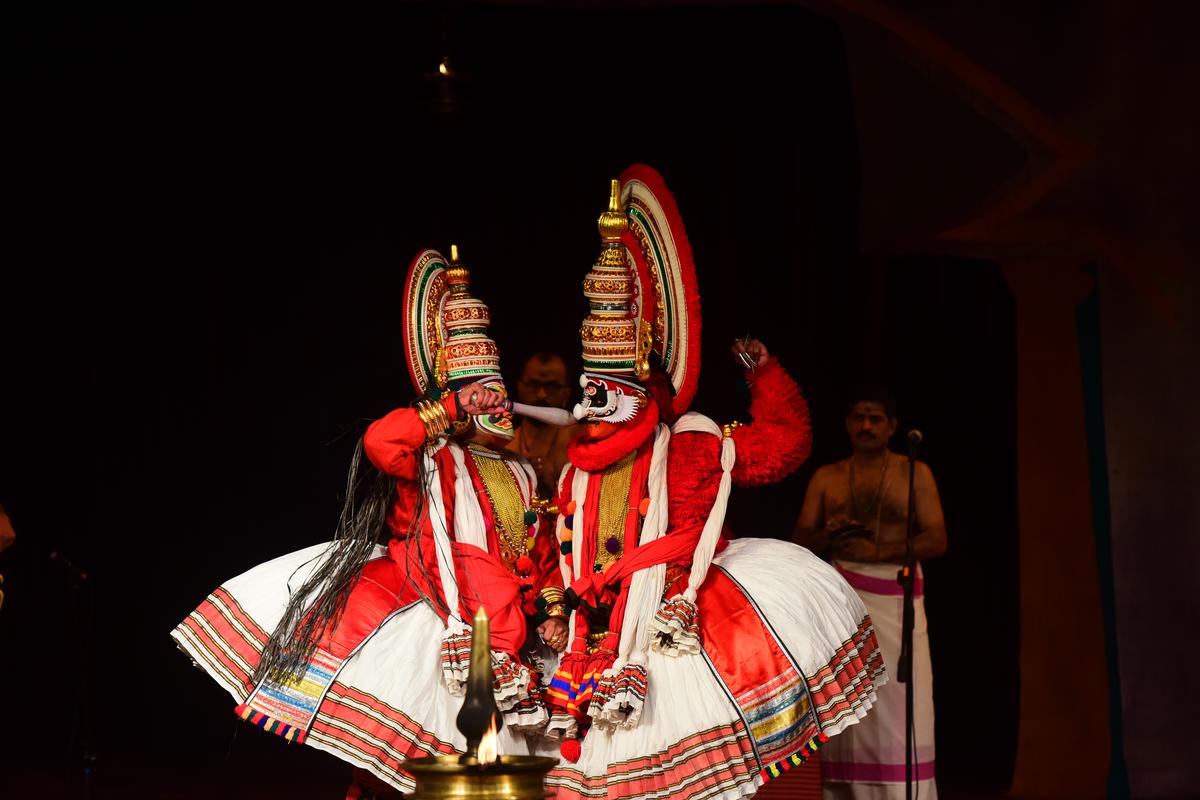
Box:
[252,437,398,685]
[252,427,479,686]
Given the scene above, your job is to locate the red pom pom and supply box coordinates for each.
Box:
[560,738,582,762]
[515,555,534,575]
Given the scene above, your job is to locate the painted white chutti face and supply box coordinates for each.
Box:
[572,374,642,423]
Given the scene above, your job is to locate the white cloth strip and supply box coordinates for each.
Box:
[569,466,590,583]
[423,444,465,629]
[448,442,489,552]
[566,465,591,642]
[615,423,671,668]
[516,458,536,506]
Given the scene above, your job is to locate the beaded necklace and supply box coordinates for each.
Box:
[593,451,637,573]
[849,450,890,533]
[467,444,530,566]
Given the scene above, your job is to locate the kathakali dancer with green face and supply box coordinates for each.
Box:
[172,246,569,793]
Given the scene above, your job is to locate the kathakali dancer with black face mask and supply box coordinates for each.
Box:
[171,247,568,792]
[543,166,888,800]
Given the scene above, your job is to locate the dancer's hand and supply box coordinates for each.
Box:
[456,382,508,416]
[831,537,880,563]
[538,618,569,652]
[823,513,857,535]
[731,337,769,370]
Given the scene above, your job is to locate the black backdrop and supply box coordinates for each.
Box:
[3,4,1013,797]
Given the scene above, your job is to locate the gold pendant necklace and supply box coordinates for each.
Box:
[467,444,529,566]
[593,451,637,573]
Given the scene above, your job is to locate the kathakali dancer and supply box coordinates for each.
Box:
[543,166,888,800]
[171,247,567,792]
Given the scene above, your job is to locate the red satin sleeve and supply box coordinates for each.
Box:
[730,356,813,487]
[363,395,458,479]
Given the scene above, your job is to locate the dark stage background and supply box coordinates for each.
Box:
[3,5,1016,797]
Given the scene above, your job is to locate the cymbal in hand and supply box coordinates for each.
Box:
[731,336,769,370]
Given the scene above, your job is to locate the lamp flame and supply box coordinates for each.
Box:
[477,714,499,766]
[456,607,503,766]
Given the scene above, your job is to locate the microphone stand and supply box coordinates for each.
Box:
[896,435,919,800]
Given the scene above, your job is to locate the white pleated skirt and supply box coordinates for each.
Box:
[546,538,888,800]
[172,542,558,793]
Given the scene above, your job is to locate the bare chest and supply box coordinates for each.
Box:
[824,462,912,531]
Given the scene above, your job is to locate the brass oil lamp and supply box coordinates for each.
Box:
[405,607,557,800]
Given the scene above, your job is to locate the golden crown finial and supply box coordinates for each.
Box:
[598,179,628,244]
[581,179,639,377]
[446,243,470,295]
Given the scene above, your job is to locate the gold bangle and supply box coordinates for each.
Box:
[415,401,435,439]
[539,586,566,605]
[431,399,451,432]
[416,399,451,442]
[545,604,567,620]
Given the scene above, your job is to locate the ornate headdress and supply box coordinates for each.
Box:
[403,245,514,439]
[573,165,701,423]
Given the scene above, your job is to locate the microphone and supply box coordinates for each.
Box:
[907,429,923,446]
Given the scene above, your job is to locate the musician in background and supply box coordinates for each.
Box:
[793,387,946,800]
[507,352,581,497]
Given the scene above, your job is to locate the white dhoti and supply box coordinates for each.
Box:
[820,561,936,800]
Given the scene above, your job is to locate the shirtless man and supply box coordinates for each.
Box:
[794,388,946,800]
[794,393,946,565]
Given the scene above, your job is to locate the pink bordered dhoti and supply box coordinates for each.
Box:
[819,561,937,800]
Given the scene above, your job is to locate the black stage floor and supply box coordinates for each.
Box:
[0,751,1008,800]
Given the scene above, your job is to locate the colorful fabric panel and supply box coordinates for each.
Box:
[235,648,345,744]
[171,586,456,791]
